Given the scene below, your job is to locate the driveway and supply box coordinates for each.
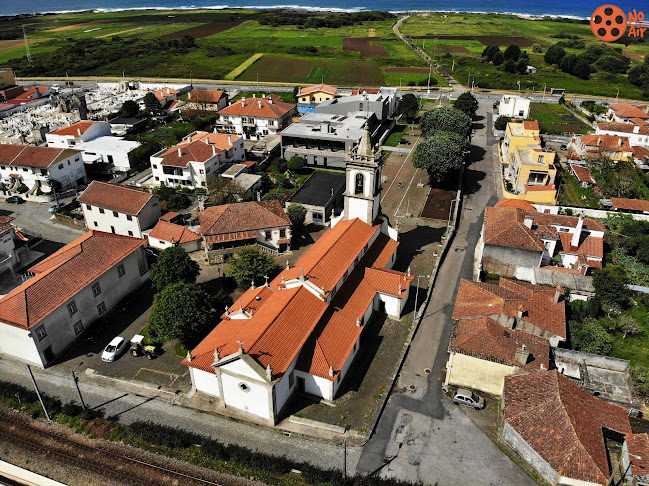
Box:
[356,101,537,485]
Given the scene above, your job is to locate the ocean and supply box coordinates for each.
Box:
[0,0,644,19]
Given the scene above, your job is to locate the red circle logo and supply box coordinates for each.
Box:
[590,4,627,41]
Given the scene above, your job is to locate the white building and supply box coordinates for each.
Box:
[147,219,201,253]
[150,131,244,188]
[216,94,296,141]
[77,137,141,172]
[606,103,649,124]
[184,126,412,425]
[595,122,649,148]
[0,231,149,368]
[78,181,161,238]
[46,121,112,148]
[499,95,531,119]
[0,216,18,280]
[0,144,86,193]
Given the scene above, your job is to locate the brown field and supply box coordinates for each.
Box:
[343,37,389,58]
[161,21,241,38]
[48,21,104,32]
[421,189,457,219]
[97,27,143,38]
[383,67,429,73]
[238,55,314,83]
[412,35,534,47]
[437,45,471,53]
[327,60,384,85]
[0,39,48,51]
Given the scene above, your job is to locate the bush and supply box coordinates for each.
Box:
[180,187,192,194]
[16,184,28,194]
[131,421,203,449]
[494,115,511,131]
[201,439,227,460]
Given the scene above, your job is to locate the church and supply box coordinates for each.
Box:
[183,128,413,424]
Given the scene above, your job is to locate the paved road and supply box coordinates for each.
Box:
[356,101,536,486]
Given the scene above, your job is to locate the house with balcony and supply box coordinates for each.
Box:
[281,112,377,169]
[570,134,634,162]
[46,121,112,148]
[150,131,244,188]
[297,83,337,114]
[607,102,649,124]
[0,231,149,368]
[0,144,86,194]
[596,121,649,148]
[500,121,557,204]
[215,94,296,141]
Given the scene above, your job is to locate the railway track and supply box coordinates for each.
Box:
[0,408,226,486]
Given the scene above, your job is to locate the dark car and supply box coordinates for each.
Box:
[5,196,25,204]
[559,144,568,151]
[398,138,412,145]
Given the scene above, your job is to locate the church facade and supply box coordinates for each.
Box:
[183,128,412,424]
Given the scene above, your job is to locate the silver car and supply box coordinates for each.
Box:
[452,388,485,410]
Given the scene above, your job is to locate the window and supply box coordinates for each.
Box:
[117,264,125,278]
[113,211,119,218]
[313,212,323,222]
[67,161,70,166]
[86,204,92,211]
[35,325,47,341]
[73,321,84,335]
[155,176,160,181]
[280,229,286,238]
[199,169,204,174]
[93,221,98,227]
[111,226,115,234]
[22,168,27,172]
[74,157,80,162]
[265,231,271,241]
[128,231,133,236]
[354,173,364,195]
[40,169,47,176]
[99,208,105,214]
[97,302,106,315]
[58,164,64,170]
[67,300,78,316]
[92,282,101,297]
[289,371,295,388]
[238,382,251,392]
[126,215,132,221]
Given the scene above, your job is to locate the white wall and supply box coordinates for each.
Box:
[46,122,112,148]
[295,370,333,401]
[82,197,160,238]
[1,151,86,192]
[191,367,221,397]
[0,324,42,366]
[220,370,270,420]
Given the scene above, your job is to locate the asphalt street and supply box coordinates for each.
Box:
[356,100,536,486]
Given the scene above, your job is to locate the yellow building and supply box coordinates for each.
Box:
[500,121,557,204]
[0,69,15,89]
[297,84,337,113]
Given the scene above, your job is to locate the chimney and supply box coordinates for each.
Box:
[212,145,216,156]
[634,125,640,134]
[523,215,533,228]
[328,365,334,378]
[186,351,193,362]
[258,101,262,109]
[262,94,266,98]
[597,136,602,146]
[268,97,273,104]
[77,128,82,137]
[241,101,245,107]
[571,214,584,247]
[514,345,529,367]
[618,137,623,146]
[356,317,362,327]
[266,364,273,381]
[517,304,526,318]
[188,91,192,99]
[166,88,170,95]
[177,147,182,157]
[554,285,562,304]
[227,136,231,145]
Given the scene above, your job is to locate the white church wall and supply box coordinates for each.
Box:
[221,371,270,420]
[191,368,221,397]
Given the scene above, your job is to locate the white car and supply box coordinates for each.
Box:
[452,388,486,410]
[101,336,127,362]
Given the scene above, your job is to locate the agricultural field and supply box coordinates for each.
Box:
[528,102,592,134]
[400,13,649,99]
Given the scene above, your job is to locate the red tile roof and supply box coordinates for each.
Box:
[625,434,649,478]
[188,89,226,103]
[159,211,180,222]
[558,232,603,259]
[0,144,79,169]
[219,96,295,119]
[351,88,380,95]
[156,140,218,167]
[609,103,649,119]
[504,370,632,484]
[580,134,631,152]
[494,199,536,211]
[14,86,49,101]
[449,317,549,372]
[149,220,200,244]
[570,164,596,185]
[50,121,96,137]
[78,181,154,216]
[523,121,539,131]
[611,197,649,213]
[597,122,649,135]
[299,84,337,96]
[452,279,567,339]
[0,216,14,234]
[152,87,179,101]
[0,231,145,329]
[633,145,649,160]
[199,201,290,238]
[524,183,555,192]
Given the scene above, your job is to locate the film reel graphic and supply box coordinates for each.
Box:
[590,4,628,41]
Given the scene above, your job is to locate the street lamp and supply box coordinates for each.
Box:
[542,83,546,102]
[72,361,87,411]
[190,70,193,89]
[448,195,461,228]
[414,274,431,319]
[256,73,259,90]
[615,87,620,101]
[516,80,521,94]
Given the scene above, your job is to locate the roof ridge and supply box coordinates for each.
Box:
[305,219,360,280]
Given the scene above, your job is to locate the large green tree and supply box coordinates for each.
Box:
[412,131,469,184]
[287,155,305,171]
[544,44,566,65]
[420,107,471,138]
[397,93,419,122]
[148,282,212,345]
[503,44,521,62]
[143,92,160,114]
[286,203,307,227]
[150,246,200,292]
[569,318,613,355]
[120,100,140,118]
[206,177,245,206]
[227,246,278,289]
[593,265,632,309]
[454,92,479,118]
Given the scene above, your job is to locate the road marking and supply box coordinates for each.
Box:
[134,367,180,385]
[383,132,420,203]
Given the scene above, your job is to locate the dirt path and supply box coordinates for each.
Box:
[97,27,143,38]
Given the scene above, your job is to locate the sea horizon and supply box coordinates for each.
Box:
[1,0,644,21]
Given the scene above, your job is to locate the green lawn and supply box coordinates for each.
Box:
[557,169,599,208]
[528,103,591,135]
[384,124,409,146]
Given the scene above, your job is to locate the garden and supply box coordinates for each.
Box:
[527,102,591,135]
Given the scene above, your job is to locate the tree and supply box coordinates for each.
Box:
[454,92,479,118]
[544,44,566,65]
[287,155,305,171]
[143,92,160,114]
[491,50,505,66]
[397,93,419,122]
[150,246,200,292]
[120,100,140,118]
[596,55,629,74]
[572,59,591,80]
[481,45,499,61]
[593,265,632,309]
[420,106,471,138]
[559,53,578,74]
[148,282,212,345]
[619,315,642,339]
[503,59,516,74]
[206,177,245,206]
[515,59,528,74]
[412,131,469,184]
[503,44,521,62]
[227,246,278,289]
[628,64,649,87]
[569,318,613,355]
[494,115,511,131]
[286,203,307,227]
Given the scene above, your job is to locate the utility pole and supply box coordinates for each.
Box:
[616,87,620,101]
[26,365,50,423]
[23,25,32,63]
[72,362,87,411]
[542,83,546,102]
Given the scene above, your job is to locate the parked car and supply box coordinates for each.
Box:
[398,138,412,145]
[559,144,568,151]
[452,388,485,410]
[102,336,128,362]
[5,196,25,204]
[49,201,66,213]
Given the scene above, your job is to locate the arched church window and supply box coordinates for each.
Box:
[355,173,364,195]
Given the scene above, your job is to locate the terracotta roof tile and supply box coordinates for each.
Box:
[625,434,649,478]
[450,317,549,371]
[609,103,649,119]
[611,198,649,212]
[504,370,631,484]
[78,181,154,215]
[7,145,78,169]
[219,96,295,119]
[0,231,145,329]
[299,84,337,96]
[159,211,180,222]
[570,164,596,184]
[633,146,649,160]
[148,220,200,244]
[188,89,226,103]
[50,121,96,136]
[152,87,179,101]
[580,134,632,152]
[558,232,603,259]
[597,122,649,135]
[157,140,218,167]
[199,201,290,238]
[494,199,536,211]
[452,279,566,339]
[0,216,14,234]
[14,86,49,101]
[523,121,539,131]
